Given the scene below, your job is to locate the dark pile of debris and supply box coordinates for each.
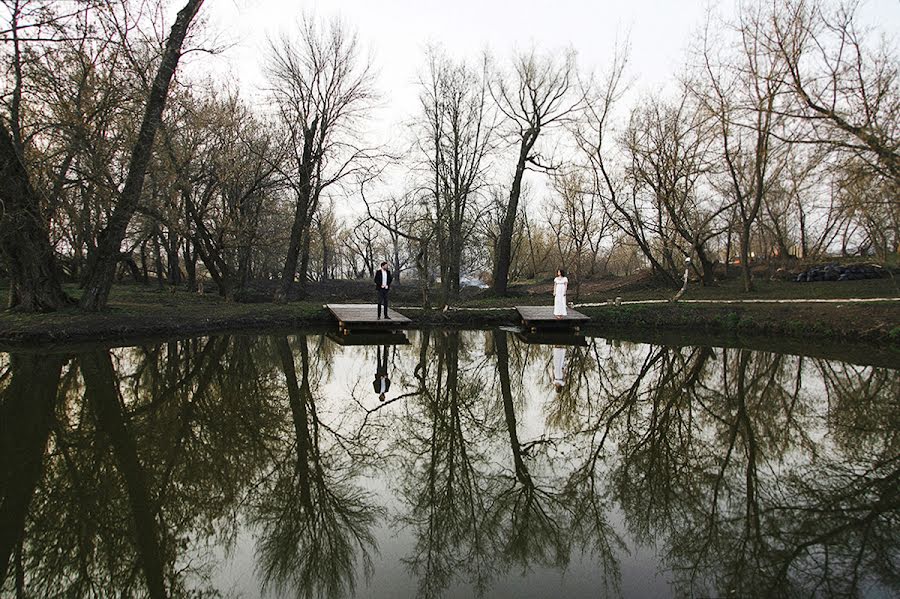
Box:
[795,263,885,282]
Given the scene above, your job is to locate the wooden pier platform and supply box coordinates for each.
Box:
[326,304,412,333]
[516,306,590,331]
[326,331,410,346]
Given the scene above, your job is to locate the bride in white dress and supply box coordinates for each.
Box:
[553,269,568,319]
[552,345,566,392]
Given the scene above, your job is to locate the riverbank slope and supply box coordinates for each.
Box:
[0,279,897,348]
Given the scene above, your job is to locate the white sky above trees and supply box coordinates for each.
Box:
[196,0,898,211]
[206,0,710,124]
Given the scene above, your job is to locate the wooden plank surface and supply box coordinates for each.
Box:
[326,303,412,326]
[515,305,590,324]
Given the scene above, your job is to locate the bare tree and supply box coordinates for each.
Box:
[623,90,727,285]
[160,89,284,299]
[416,46,495,299]
[769,0,898,184]
[0,0,95,310]
[78,0,205,310]
[309,199,339,281]
[361,182,438,308]
[548,170,613,299]
[265,15,376,300]
[573,42,680,284]
[767,0,898,258]
[697,6,789,292]
[490,47,583,295]
[0,122,70,310]
[370,193,416,283]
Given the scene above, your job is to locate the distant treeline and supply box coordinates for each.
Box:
[0,0,896,311]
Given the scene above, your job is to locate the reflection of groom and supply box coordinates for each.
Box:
[373,345,391,402]
[374,261,392,320]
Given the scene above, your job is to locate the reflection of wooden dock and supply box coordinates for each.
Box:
[516,331,589,346]
[326,331,410,346]
[325,304,412,333]
[516,306,590,331]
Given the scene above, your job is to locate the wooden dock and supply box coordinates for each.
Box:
[515,306,590,331]
[326,304,412,333]
[326,331,410,346]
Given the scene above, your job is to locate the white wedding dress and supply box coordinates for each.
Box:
[553,276,568,316]
[552,346,566,386]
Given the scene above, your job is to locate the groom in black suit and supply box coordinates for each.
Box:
[374,261,392,319]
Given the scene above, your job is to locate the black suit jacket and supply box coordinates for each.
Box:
[374,269,393,289]
[373,377,391,393]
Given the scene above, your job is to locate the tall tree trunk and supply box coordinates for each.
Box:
[166,230,181,286]
[276,336,313,508]
[0,125,70,311]
[79,0,206,311]
[183,239,197,291]
[391,236,400,285]
[277,120,318,301]
[493,133,537,295]
[418,240,431,310]
[740,223,754,292]
[140,240,150,283]
[299,230,311,286]
[322,242,330,282]
[449,225,462,297]
[152,229,164,290]
[694,242,716,287]
[724,221,734,278]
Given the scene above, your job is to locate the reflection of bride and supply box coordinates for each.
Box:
[552,346,566,392]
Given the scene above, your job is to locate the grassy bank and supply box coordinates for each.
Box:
[0,279,897,349]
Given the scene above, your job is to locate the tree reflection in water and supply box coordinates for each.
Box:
[249,335,381,599]
[0,330,896,598]
[392,330,499,598]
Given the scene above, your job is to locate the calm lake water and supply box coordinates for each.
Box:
[1,329,898,598]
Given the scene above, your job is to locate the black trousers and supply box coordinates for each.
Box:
[377,288,389,317]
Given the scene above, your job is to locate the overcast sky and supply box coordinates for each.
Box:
[198,0,897,207]
[206,0,710,126]
[205,0,896,113]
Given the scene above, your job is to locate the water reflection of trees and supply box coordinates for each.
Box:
[0,353,65,593]
[1,331,897,598]
[1,336,286,598]
[389,330,623,598]
[249,335,381,599]
[1,333,380,599]
[580,344,899,598]
[393,330,499,598]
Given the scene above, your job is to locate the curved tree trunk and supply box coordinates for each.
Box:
[79,0,205,311]
[0,124,70,311]
[740,224,754,292]
[492,134,536,296]
[694,242,716,287]
[494,330,530,484]
[277,120,318,302]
